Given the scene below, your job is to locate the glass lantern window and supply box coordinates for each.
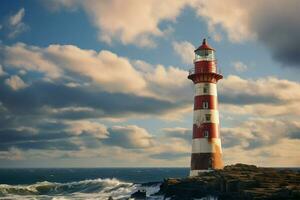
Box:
[195,49,215,61]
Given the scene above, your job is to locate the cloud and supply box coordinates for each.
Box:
[64,120,108,139]
[7,8,29,38]
[162,127,191,142]
[9,8,25,26]
[172,41,195,64]
[222,118,300,149]
[220,75,300,103]
[223,138,300,167]
[5,75,28,90]
[219,75,300,117]
[1,43,146,93]
[191,0,253,43]
[1,43,191,101]
[232,61,248,72]
[105,125,154,148]
[0,148,23,160]
[192,0,300,68]
[42,1,300,66]
[219,118,300,167]
[1,43,62,78]
[0,79,186,121]
[43,0,193,47]
[0,43,193,122]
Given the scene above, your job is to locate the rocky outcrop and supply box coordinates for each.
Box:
[157,164,300,200]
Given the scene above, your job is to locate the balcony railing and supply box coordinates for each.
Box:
[188,67,222,76]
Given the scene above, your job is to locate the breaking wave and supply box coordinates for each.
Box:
[0,178,160,200]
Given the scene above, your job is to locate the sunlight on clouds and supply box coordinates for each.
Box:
[5,75,28,90]
[65,120,108,139]
[45,0,193,47]
[191,0,254,42]
[172,41,195,64]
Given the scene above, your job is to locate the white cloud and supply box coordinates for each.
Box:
[5,75,28,90]
[233,61,248,72]
[44,0,193,47]
[9,8,25,26]
[219,75,300,117]
[191,0,300,69]
[221,118,300,167]
[7,8,28,38]
[191,0,254,42]
[220,75,300,102]
[222,118,300,149]
[65,120,108,139]
[47,45,147,93]
[82,0,193,47]
[2,43,62,78]
[107,125,154,148]
[1,43,191,103]
[172,41,195,64]
[223,138,300,167]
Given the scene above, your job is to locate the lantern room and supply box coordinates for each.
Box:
[194,38,215,62]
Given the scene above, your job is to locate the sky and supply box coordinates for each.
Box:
[0,0,299,168]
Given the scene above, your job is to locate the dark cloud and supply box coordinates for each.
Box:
[287,131,300,139]
[0,78,181,119]
[250,1,300,68]
[0,72,187,153]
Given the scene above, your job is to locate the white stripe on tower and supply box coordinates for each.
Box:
[193,109,219,125]
[192,138,222,153]
[194,83,217,96]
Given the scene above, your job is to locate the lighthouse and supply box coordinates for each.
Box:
[188,38,223,176]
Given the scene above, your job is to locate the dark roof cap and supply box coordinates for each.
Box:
[195,38,215,51]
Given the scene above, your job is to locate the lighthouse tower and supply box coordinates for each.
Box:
[188,38,223,176]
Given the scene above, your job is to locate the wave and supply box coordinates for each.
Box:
[0,178,138,199]
[0,178,162,200]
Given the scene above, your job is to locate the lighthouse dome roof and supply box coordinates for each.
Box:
[195,38,215,52]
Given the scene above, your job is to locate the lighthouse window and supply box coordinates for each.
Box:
[203,101,209,109]
[204,130,209,138]
[203,84,209,93]
[205,114,211,122]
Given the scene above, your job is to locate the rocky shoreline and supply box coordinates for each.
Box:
[154,164,300,200]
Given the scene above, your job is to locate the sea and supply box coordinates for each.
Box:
[0,168,190,200]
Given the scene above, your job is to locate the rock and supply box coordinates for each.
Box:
[156,163,300,200]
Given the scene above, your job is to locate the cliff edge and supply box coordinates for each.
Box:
[156,164,300,200]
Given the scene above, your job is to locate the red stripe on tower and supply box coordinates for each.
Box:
[188,38,223,176]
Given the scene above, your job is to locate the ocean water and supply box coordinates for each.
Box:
[0,168,189,200]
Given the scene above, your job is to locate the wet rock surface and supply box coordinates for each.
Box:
[156,164,300,200]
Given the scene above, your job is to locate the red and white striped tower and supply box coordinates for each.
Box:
[188,38,223,176]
